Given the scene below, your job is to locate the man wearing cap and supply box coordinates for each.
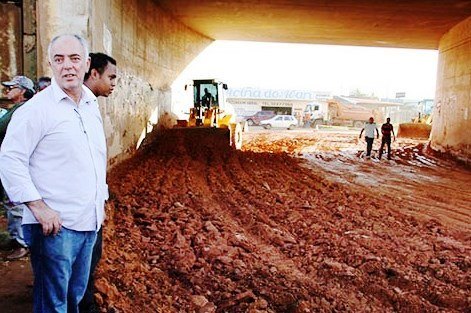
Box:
[0,76,36,137]
[0,75,35,259]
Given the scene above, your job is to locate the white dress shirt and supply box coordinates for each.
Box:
[0,79,108,231]
[364,122,377,138]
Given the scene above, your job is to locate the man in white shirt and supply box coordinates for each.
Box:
[0,34,108,313]
[359,116,379,158]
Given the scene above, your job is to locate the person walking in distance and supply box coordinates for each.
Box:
[80,52,117,313]
[0,34,109,313]
[379,117,396,160]
[359,116,379,158]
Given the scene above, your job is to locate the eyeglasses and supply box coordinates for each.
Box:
[74,108,87,134]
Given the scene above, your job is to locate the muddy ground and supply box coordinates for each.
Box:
[0,212,32,313]
[96,128,470,312]
[1,128,470,312]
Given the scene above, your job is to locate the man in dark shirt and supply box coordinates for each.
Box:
[379,117,396,160]
[80,52,117,313]
[201,88,215,108]
[0,75,35,259]
[0,76,36,143]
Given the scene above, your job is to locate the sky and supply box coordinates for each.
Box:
[173,40,439,100]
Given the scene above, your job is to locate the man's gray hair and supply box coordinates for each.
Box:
[47,34,89,62]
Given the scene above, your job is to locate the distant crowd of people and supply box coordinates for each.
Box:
[0,34,116,313]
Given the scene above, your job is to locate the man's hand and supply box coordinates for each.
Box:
[26,200,62,236]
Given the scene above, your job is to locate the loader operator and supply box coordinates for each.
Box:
[201,88,215,108]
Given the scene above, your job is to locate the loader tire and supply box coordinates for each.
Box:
[241,120,249,132]
[230,123,243,150]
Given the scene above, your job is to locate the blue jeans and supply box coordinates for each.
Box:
[23,224,97,313]
[365,137,374,156]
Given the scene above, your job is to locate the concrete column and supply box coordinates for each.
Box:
[88,0,212,166]
[0,3,22,82]
[35,0,212,166]
[431,16,471,164]
[36,0,91,76]
[22,0,37,80]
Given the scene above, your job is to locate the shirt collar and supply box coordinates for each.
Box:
[82,84,97,105]
[50,78,97,105]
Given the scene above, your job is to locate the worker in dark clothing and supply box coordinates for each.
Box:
[80,52,117,313]
[201,88,215,108]
[0,75,35,259]
[379,117,396,160]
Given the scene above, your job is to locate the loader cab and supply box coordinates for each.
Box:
[304,102,325,121]
[184,79,232,127]
[190,79,228,109]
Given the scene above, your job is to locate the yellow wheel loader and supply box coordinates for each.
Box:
[397,114,433,139]
[176,79,243,150]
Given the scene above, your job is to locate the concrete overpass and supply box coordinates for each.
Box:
[157,0,471,49]
[2,0,471,163]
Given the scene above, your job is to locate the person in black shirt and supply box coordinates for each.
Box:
[379,117,396,160]
[80,52,117,313]
[201,88,214,108]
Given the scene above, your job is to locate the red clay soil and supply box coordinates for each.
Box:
[0,216,33,313]
[96,129,470,313]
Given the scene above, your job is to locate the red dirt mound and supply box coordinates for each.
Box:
[96,130,470,312]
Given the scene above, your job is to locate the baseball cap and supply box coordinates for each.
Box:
[2,75,35,93]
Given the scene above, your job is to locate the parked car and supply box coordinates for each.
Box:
[260,115,298,130]
[244,110,276,126]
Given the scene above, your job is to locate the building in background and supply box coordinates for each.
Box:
[226,87,332,117]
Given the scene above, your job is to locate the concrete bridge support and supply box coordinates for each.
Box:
[432,17,471,163]
[36,0,212,165]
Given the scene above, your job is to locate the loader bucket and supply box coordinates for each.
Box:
[397,123,432,139]
[140,125,242,159]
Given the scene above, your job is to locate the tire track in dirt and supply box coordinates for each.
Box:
[212,152,392,309]
[179,150,340,309]
[230,151,468,310]
[204,153,346,308]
